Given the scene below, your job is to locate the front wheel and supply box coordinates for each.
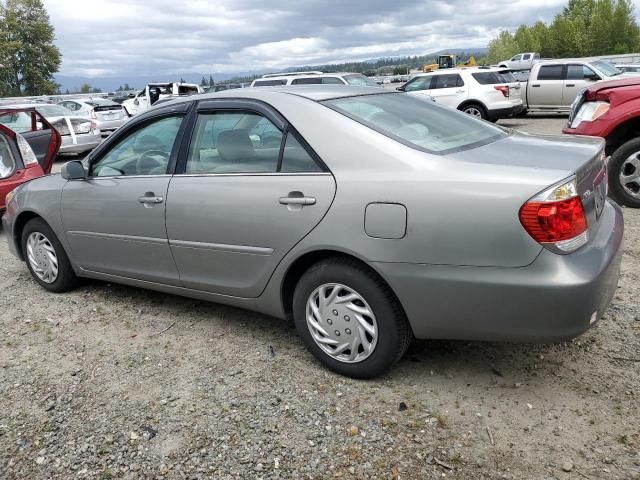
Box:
[608,138,640,208]
[21,218,79,293]
[292,258,412,379]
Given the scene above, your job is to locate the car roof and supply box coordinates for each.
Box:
[413,66,508,76]
[153,85,393,109]
[253,72,362,82]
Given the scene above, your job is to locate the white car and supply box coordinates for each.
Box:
[58,98,127,136]
[251,72,381,88]
[122,82,202,117]
[398,67,524,121]
[498,52,540,70]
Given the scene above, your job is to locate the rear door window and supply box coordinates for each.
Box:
[291,77,323,85]
[537,65,564,80]
[321,77,344,85]
[432,74,463,89]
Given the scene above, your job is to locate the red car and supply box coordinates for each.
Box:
[0,108,60,212]
[563,77,640,208]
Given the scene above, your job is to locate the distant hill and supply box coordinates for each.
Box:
[54,47,488,93]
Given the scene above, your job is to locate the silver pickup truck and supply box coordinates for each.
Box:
[521,59,631,112]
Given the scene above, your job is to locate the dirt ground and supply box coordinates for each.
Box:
[1,116,639,480]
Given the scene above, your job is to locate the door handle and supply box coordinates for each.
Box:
[279,196,316,206]
[279,191,316,206]
[455,89,465,93]
[138,192,164,204]
[566,83,575,87]
[531,84,541,87]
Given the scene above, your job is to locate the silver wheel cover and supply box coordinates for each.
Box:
[306,283,378,363]
[26,232,59,284]
[620,152,640,199]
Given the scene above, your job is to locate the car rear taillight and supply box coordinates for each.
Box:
[91,120,97,130]
[90,109,97,120]
[494,85,509,97]
[16,133,39,167]
[519,177,588,253]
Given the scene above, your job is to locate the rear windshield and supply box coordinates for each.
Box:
[472,71,517,84]
[322,93,506,154]
[35,105,72,117]
[253,79,287,86]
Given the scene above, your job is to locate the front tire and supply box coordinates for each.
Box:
[292,258,411,379]
[608,138,640,208]
[21,218,79,293]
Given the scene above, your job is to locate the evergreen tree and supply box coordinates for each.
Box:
[0,0,62,96]
[208,74,215,86]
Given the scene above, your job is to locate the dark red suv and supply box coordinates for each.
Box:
[564,77,640,208]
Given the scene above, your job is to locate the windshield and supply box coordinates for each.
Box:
[35,105,72,117]
[592,60,622,77]
[323,93,506,154]
[343,74,379,87]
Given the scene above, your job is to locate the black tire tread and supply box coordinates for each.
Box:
[21,217,79,293]
[608,138,640,208]
[294,257,412,378]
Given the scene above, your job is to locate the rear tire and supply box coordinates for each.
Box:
[21,218,79,293]
[608,138,640,208]
[460,103,488,120]
[292,258,412,379]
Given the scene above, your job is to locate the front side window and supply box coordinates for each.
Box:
[91,115,183,177]
[537,65,564,80]
[432,74,463,89]
[0,134,16,179]
[511,55,522,61]
[323,93,506,154]
[186,111,283,174]
[403,76,432,92]
[567,65,597,80]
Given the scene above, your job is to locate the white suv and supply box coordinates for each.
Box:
[251,72,381,88]
[399,67,524,121]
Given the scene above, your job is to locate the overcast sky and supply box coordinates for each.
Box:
[42,0,640,78]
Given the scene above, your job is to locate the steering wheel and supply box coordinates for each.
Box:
[135,149,169,174]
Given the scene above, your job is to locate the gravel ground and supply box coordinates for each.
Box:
[1,116,639,480]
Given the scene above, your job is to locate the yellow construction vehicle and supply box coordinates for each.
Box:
[423,55,478,72]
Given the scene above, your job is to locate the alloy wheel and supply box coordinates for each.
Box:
[305,283,378,363]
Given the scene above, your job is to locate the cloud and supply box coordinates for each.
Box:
[42,0,640,78]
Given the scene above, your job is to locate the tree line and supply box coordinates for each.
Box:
[0,0,61,96]
[487,0,640,63]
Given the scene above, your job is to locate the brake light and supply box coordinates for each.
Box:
[494,85,509,97]
[16,133,39,167]
[91,120,97,130]
[90,109,97,120]
[519,177,588,253]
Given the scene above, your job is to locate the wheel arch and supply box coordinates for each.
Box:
[604,116,640,156]
[11,210,43,260]
[279,249,408,326]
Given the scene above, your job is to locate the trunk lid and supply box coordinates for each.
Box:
[452,131,607,240]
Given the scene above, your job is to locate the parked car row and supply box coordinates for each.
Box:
[2,86,623,379]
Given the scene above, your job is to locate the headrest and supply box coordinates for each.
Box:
[217,129,254,164]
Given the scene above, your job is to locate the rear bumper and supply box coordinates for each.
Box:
[487,104,525,121]
[59,131,102,154]
[96,118,126,133]
[373,201,623,342]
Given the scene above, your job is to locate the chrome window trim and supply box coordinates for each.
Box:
[87,174,173,180]
[175,172,332,178]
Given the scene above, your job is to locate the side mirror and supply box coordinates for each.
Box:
[396,85,406,91]
[61,160,86,180]
[588,74,601,81]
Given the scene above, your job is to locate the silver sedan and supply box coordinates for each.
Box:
[2,86,623,378]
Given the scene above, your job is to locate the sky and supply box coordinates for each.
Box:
[42,0,638,79]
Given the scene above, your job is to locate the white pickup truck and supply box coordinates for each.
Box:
[122,82,202,116]
[498,53,540,71]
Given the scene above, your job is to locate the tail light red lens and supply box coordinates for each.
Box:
[90,109,97,119]
[494,85,509,97]
[519,177,589,253]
